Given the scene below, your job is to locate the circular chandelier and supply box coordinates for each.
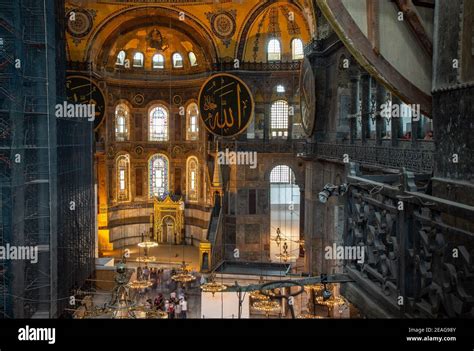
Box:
[297,313,324,319]
[127,280,153,289]
[249,290,270,301]
[136,256,157,263]
[200,274,227,296]
[171,262,196,283]
[305,283,333,292]
[137,241,158,248]
[275,242,297,262]
[252,300,280,313]
[316,295,346,308]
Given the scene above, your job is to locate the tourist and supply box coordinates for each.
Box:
[180,298,188,319]
[424,130,433,140]
[175,300,182,319]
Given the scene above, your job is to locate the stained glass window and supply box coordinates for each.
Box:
[152,54,165,69]
[267,39,281,61]
[271,100,289,139]
[116,154,130,201]
[270,165,294,184]
[115,103,129,141]
[187,157,198,202]
[133,52,144,67]
[291,38,304,60]
[149,105,169,141]
[116,50,126,66]
[186,102,199,140]
[149,154,169,198]
[173,53,183,68]
[188,52,198,66]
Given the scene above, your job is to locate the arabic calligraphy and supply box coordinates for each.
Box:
[198,74,253,138]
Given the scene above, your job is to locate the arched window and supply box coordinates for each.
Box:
[172,53,183,68]
[149,154,169,198]
[186,102,199,141]
[116,50,126,66]
[267,39,281,61]
[276,85,285,93]
[269,165,299,263]
[152,54,164,69]
[116,154,130,201]
[186,157,199,202]
[149,105,169,141]
[291,38,304,60]
[115,103,129,141]
[270,165,294,184]
[271,100,289,139]
[133,52,144,67]
[188,52,198,66]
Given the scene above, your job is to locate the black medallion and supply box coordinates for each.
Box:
[66,76,106,130]
[198,73,254,138]
[299,57,316,137]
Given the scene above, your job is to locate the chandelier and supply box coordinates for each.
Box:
[252,300,280,315]
[136,256,157,263]
[200,273,227,296]
[275,242,297,262]
[249,290,270,301]
[127,279,152,289]
[316,295,346,308]
[171,261,196,283]
[297,313,324,319]
[305,283,333,292]
[137,241,158,248]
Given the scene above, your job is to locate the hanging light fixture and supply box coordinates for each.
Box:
[297,313,324,319]
[252,300,280,317]
[305,283,333,292]
[200,273,227,296]
[137,241,158,248]
[316,295,346,308]
[275,241,297,262]
[171,261,196,283]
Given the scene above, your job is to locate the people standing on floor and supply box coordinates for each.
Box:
[175,300,182,319]
[164,300,170,317]
[168,302,175,319]
[137,266,143,280]
[180,298,187,319]
[143,265,150,280]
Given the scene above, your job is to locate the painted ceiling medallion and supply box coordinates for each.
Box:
[206,10,236,47]
[299,57,316,137]
[66,8,95,45]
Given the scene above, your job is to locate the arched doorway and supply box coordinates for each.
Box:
[269,165,300,263]
[161,216,178,244]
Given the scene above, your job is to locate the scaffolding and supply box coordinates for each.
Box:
[0,0,95,318]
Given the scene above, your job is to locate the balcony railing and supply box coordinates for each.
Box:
[310,143,434,173]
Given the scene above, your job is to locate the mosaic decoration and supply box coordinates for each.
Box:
[281,6,301,35]
[66,8,96,45]
[198,74,254,138]
[146,28,169,51]
[206,10,236,48]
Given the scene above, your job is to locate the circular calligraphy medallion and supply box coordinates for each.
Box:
[66,9,93,38]
[198,73,254,138]
[211,12,236,40]
[66,75,106,131]
[299,57,316,137]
